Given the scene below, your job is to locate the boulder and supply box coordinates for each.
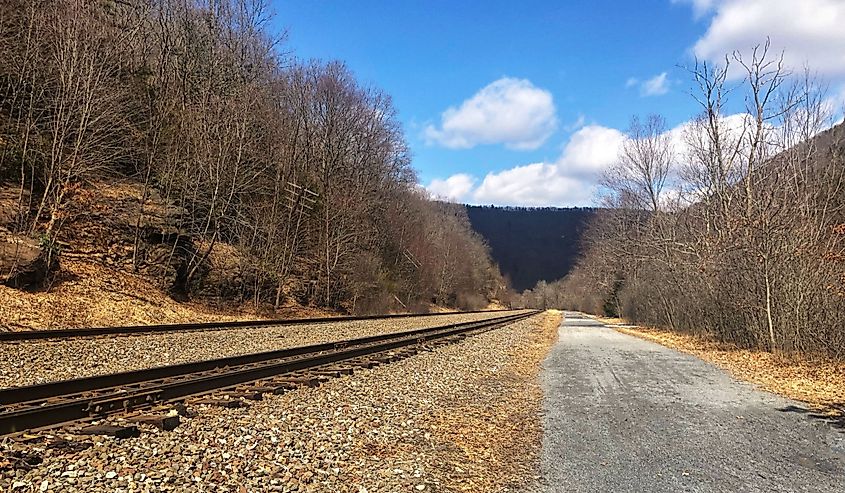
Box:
[0,230,56,289]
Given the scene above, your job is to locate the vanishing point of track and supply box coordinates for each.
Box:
[0,310,538,436]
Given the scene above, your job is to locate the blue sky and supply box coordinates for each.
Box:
[271,0,845,206]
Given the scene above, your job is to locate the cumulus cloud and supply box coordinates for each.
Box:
[426,173,476,202]
[558,125,626,178]
[472,163,594,207]
[684,0,845,79]
[423,77,557,150]
[426,125,626,207]
[427,114,772,207]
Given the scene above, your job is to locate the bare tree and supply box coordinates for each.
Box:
[603,114,673,213]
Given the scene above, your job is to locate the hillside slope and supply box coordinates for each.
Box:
[465,206,595,291]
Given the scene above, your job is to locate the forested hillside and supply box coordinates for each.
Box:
[0,0,504,315]
[521,47,845,358]
[465,206,594,291]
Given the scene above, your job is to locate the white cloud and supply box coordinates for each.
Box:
[423,77,558,150]
[426,173,476,202]
[473,163,594,207]
[626,73,671,97]
[430,114,763,207]
[686,0,845,79]
[428,125,626,207]
[829,86,845,123]
[641,72,670,96]
[558,125,626,178]
[430,103,840,208]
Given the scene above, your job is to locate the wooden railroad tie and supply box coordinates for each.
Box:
[190,398,245,409]
[222,391,264,401]
[77,424,140,439]
[126,414,181,431]
[243,384,290,395]
[274,376,321,387]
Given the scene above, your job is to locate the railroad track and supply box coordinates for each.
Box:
[0,308,511,342]
[0,310,537,437]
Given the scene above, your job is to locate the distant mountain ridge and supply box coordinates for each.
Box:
[464,205,596,291]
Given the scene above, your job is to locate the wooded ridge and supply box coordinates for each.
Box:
[464,205,594,291]
[0,0,504,314]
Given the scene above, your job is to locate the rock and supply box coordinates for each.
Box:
[0,229,56,289]
[56,180,193,293]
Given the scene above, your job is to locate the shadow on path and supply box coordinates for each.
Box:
[779,404,845,431]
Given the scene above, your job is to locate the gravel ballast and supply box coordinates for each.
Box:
[1,311,560,492]
[0,311,527,388]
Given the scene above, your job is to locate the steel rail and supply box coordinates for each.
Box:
[0,310,538,435]
[0,309,513,342]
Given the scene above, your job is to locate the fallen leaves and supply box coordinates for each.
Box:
[0,258,338,331]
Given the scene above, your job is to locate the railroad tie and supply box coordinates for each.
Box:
[273,376,321,387]
[310,370,342,378]
[189,398,245,409]
[77,424,140,439]
[311,367,354,378]
[126,414,181,431]
[242,385,289,395]
[222,391,264,401]
[350,359,380,369]
[264,381,305,392]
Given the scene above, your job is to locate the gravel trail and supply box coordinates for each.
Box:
[536,312,845,492]
[1,311,559,492]
[0,311,527,388]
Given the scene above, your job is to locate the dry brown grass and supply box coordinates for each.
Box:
[427,310,561,491]
[616,325,845,414]
[0,258,332,331]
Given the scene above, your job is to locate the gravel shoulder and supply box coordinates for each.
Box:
[1,310,560,492]
[536,312,845,493]
[0,311,526,388]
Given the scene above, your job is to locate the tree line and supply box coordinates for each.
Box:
[0,0,504,313]
[520,42,845,358]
